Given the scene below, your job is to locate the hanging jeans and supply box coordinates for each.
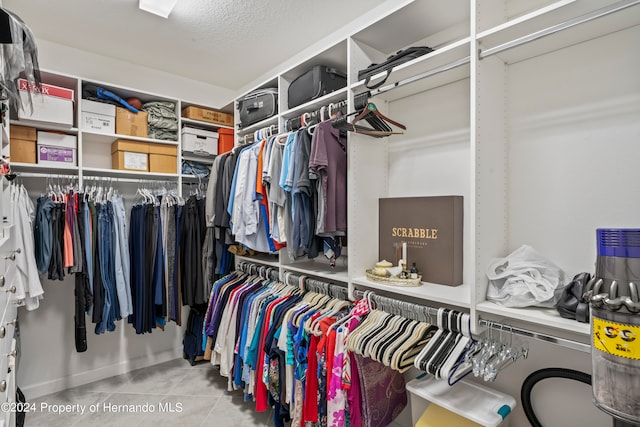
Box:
[34,196,55,275]
[82,200,94,313]
[74,195,88,352]
[128,204,147,334]
[112,197,132,318]
[96,203,117,334]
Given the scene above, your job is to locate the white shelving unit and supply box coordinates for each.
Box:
[7,70,230,194]
[230,0,640,351]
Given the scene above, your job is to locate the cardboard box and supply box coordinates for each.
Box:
[182,106,234,126]
[82,100,116,134]
[10,138,36,163]
[11,125,36,141]
[37,131,77,167]
[148,143,177,156]
[149,154,176,174]
[379,196,463,286]
[17,79,75,126]
[182,127,218,155]
[115,107,148,137]
[111,139,149,172]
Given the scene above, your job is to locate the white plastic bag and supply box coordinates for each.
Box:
[486,245,567,308]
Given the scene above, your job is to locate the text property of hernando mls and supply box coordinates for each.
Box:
[1,401,184,415]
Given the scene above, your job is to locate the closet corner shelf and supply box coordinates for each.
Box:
[352,276,470,308]
[236,116,279,136]
[476,300,590,336]
[181,152,216,164]
[349,36,471,102]
[10,162,79,174]
[476,0,640,64]
[82,167,179,180]
[181,117,234,131]
[280,88,348,120]
[10,119,79,135]
[82,131,179,146]
[235,254,280,268]
[281,261,348,283]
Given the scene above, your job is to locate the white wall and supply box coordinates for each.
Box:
[35,39,236,109]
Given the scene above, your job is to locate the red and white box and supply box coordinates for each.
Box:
[18,79,75,127]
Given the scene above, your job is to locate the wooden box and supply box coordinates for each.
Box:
[182,106,234,126]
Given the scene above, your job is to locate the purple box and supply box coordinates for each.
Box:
[38,145,76,166]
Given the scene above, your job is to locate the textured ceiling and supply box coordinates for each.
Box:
[3,0,388,92]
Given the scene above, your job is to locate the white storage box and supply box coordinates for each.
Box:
[18,79,75,127]
[406,377,515,427]
[37,131,77,167]
[82,100,116,134]
[182,127,218,156]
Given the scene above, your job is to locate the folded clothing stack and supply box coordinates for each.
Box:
[142,101,178,141]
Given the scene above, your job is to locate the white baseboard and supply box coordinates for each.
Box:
[22,346,183,399]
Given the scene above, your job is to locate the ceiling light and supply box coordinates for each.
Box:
[139,0,178,18]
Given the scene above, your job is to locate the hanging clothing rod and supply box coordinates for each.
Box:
[478,318,591,353]
[352,289,443,323]
[14,172,78,180]
[283,271,349,300]
[366,55,470,98]
[479,0,640,59]
[82,175,179,185]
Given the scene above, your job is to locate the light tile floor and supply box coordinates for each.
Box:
[25,358,274,427]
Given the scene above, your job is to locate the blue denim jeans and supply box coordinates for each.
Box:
[96,203,117,334]
[112,197,132,318]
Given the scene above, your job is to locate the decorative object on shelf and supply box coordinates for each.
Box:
[0,8,41,114]
[379,196,463,286]
[357,46,433,89]
[373,259,392,277]
[486,244,566,308]
[366,267,422,287]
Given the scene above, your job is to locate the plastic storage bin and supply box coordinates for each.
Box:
[406,377,516,427]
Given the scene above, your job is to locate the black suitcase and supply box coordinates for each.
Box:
[238,88,277,128]
[288,66,346,109]
[358,46,433,89]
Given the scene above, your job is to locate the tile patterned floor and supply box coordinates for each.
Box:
[25,358,274,427]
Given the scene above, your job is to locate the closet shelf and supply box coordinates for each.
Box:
[280,88,348,120]
[352,276,471,308]
[236,116,279,136]
[10,119,79,135]
[477,0,640,64]
[181,117,234,131]
[350,37,471,102]
[82,131,178,146]
[476,301,590,336]
[236,254,280,268]
[281,261,348,283]
[10,162,79,174]
[181,152,216,164]
[82,167,179,180]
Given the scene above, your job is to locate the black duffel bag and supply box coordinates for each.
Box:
[358,46,433,89]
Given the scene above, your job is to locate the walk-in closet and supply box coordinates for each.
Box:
[0,0,637,426]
